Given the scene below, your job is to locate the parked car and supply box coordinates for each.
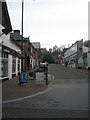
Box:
[40,62,48,67]
[34,62,48,78]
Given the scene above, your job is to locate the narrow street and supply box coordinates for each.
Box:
[2,64,88,118]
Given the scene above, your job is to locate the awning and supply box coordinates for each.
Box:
[2,45,21,58]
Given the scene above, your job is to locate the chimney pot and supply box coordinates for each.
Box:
[14,30,20,34]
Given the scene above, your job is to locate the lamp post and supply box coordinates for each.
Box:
[21,0,24,73]
[19,0,24,85]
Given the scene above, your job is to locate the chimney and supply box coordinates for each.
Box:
[14,30,20,35]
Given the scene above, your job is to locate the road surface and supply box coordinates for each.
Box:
[2,64,88,118]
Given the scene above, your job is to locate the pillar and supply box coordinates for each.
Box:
[16,57,18,76]
[8,55,12,79]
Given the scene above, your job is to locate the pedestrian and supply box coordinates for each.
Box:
[45,65,48,85]
[66,62,68,67]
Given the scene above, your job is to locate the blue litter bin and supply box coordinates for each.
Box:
[21,72,28,83]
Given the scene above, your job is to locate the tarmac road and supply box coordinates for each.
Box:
[2,64,88,118]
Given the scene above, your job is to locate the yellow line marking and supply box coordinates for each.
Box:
[52,75,55,80]
[48,74,55,80]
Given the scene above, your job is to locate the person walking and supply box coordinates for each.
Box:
[66,61,68,67]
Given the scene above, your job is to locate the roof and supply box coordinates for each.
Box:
[23,37,30,43]
[10,33,22,41]
[31,42,41,49]
[10,32,30,43]
[66,39,83,51]
[10,32,31,49]
[10,34,22,49]
[1,1,12,34]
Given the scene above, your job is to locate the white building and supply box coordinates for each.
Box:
[64,39,83,68]
[0,1,21,80]
[82,45,90,69]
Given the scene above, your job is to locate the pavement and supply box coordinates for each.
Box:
[71,67,89,76]
[2,66,89,102]
[2,75,48,102]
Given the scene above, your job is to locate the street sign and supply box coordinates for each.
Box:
[36,72,46,85]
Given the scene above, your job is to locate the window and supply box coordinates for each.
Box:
[2,52,8,58]
[0,52,8,78]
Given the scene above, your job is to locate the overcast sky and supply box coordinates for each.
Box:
[6,0,89,50]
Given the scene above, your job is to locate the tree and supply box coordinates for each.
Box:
[53,45,58,52]
[49,48,52,53]
[42,53,54,64]
[83,40,90,47]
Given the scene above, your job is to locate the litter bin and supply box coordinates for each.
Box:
[21,72,28,83]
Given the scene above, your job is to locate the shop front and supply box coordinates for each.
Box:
[1,45,21,80]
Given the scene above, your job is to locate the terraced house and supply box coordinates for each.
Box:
[11,30,39,71]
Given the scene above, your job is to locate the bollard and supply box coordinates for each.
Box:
[18,72,21,85]
[46,71,48,85]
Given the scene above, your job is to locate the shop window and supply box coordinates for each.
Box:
[2,52,8,58]
[1,58,8,78]
[0,52,8,78]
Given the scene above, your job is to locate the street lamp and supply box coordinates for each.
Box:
[18,0,24,85]
[21,0,24,73]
